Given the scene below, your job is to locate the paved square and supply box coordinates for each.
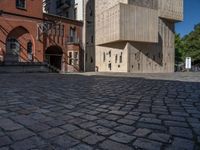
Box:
[0,73,200,150]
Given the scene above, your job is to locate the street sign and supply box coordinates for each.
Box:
[185,57,192,69]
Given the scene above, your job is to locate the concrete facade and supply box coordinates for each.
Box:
[84,0,184,73]
[0,0,83,72]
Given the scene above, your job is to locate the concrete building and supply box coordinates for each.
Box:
[84,0,184,73]
[83,0,95,71]
[0,0,83,73]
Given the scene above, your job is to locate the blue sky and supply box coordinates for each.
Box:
[176,0,200,37]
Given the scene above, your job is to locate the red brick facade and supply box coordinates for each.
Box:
[0,0,83,72]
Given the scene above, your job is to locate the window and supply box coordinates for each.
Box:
[103,52,106,62]
[69,27,76,42]
[74,52,79,65]
[69,52,72,65]
[7,38,19,50]
[108,63,112,70]
[115,54,118,63]
[16,0,26,9]
[90,57,93,63]
[120,52,122,63]
[138,63,140,70]
[109,51,111,57]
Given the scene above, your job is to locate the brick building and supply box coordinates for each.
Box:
[0,0,83,72]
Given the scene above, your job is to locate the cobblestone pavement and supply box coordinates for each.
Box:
[0,73,200,150]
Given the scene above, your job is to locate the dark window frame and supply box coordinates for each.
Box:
[16,0,26,10]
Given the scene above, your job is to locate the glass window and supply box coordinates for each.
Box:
[16,0,26,9]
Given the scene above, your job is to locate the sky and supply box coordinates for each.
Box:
[176,0,200,37]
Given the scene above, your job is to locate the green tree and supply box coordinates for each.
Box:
[175,34,185,64]
[183,23,200,64]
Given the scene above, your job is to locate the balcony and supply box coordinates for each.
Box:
[96,3,158,46]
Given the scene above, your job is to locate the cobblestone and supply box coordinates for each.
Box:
[133,138,162,150]
[0,73,199,149]
[109,132,136,143]
[83,134,105,145]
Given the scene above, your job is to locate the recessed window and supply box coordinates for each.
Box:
[103,52,106,62]
[138,63,140,70]
[109,51,111,57]
[90,57,93,63]
[16,0,26,9]
[115,54,118,63]
[120,52,122,63]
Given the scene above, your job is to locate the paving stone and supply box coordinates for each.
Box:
[148,133,171,143]
[133,128,152,137]
[168,137,194,150]
[79,122,97,128]
[51,134,79,149]
[136,122,167,131]
[81,114,98,121]
[11,115,38,126]
[69,112,84,117]
[164,120,189,127]
[109,111,127,116]
[139,117,162,124]
[105,114,121,121]
[45,119,66,127]
[28,113,47,120]
[125,115,139,120]
[7,128,35,141]
[60,124,80,132]
[99,140,133,150]
[69,129,91,139]
[83,134,105,145]
[114,125,136,133]
[28,123,51,132]
[133,138,162,150]
[0,118,23,131]
[11,136,46,150]
[90,126,115,136]
[169,127,193,139]
[69,144,93,150]
[0,136,12,147]
[39,128,65,139]
[159,115,185,122]
[117,118,135,125]
[109,132,136,143]
[96,119,118,128]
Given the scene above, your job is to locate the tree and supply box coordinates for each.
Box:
[184,23,200,64]
[175,34,185,64]
[175,23,200,65]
